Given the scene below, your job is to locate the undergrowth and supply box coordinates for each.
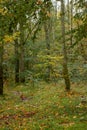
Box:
[0,81,87,130]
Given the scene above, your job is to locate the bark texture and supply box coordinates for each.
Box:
[61,0,71,91]
[0,44,3,95]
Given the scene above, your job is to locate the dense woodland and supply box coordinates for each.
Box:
[0,0,87,129]
[0,0,87,94]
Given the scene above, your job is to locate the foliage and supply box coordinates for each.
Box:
[73,0,87,45]
[0,0,87,128]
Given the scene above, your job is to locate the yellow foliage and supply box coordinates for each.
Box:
[3,32,20,43]
[0,0,8,3]
[13,32,20,39]
[0,7,8,15]
[4,35,14,43]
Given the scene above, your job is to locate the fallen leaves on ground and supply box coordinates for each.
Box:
[0,82,87,129]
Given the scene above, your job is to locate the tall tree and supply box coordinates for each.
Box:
[67,0,70,31]
[43,0,53,82]
[0,41,3,95]
[0,1,6,95]
[70,0,73,45]
[61,0,71,91]
[15,39,20,83]
[19,21,25,83]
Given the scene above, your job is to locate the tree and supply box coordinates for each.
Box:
[61,0,71,91]
[15,39,20,83]
[0,0,7,95]
[44,0,52,82]
[70,0,73,45]
[0,41,3,95]
[7,0,39,83]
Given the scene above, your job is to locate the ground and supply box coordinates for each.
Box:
[0,81,87,130]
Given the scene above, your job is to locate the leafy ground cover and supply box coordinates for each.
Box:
[0,81,87,130]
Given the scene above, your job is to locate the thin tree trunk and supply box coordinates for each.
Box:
[15,40,20,83]
[20,43,25,83]
[19,23,25,83]
[0,43,3,95]
[67,0,70,31]
[44,22,51,82]
[70,0,73,45]
[44,0,52,82]
[61,0,71,91]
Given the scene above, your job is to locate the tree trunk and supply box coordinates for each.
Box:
[44,22,51,82]
[20,43,25,83]
[70,0,73,45]
[15,40,20,83]
[44,0,52,82]
[0,43,3,95]
[19,23,25,83]
[61,0,71,91]
[67,0,70,31]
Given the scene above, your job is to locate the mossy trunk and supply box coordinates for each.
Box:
[44,0,52,82]
[61,0,71,91]
[0,44,3,95]
[19,22,25,83]
[44,22,51,82]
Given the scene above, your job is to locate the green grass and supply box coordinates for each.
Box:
[0,81,87,130]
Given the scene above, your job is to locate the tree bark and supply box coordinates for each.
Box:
[44,22,51,82]
[0,43,3,95]
[20,44,25,83]
[70,0,73,45]
[67,0,70,31]
[15,40,20,83]
[19,22,25,83]
[61,0,71,91]
[44,0,52,82]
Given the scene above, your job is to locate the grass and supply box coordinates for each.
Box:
[0,81,87,130]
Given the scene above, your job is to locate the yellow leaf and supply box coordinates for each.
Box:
[73,116,77,119]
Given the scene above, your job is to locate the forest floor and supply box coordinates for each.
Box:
[0,81,87,130]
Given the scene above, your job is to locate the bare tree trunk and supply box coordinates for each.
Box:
[19,23,25,83]
[0,43,3,95]
[44,0,52,82]
[15,39,20,83]
[70,0,73,45]
[67,0,70,31]
[44,21,51,82]
[61,0,71,91]
[20,44,25,83]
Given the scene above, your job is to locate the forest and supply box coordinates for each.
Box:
[0,0,87,129]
